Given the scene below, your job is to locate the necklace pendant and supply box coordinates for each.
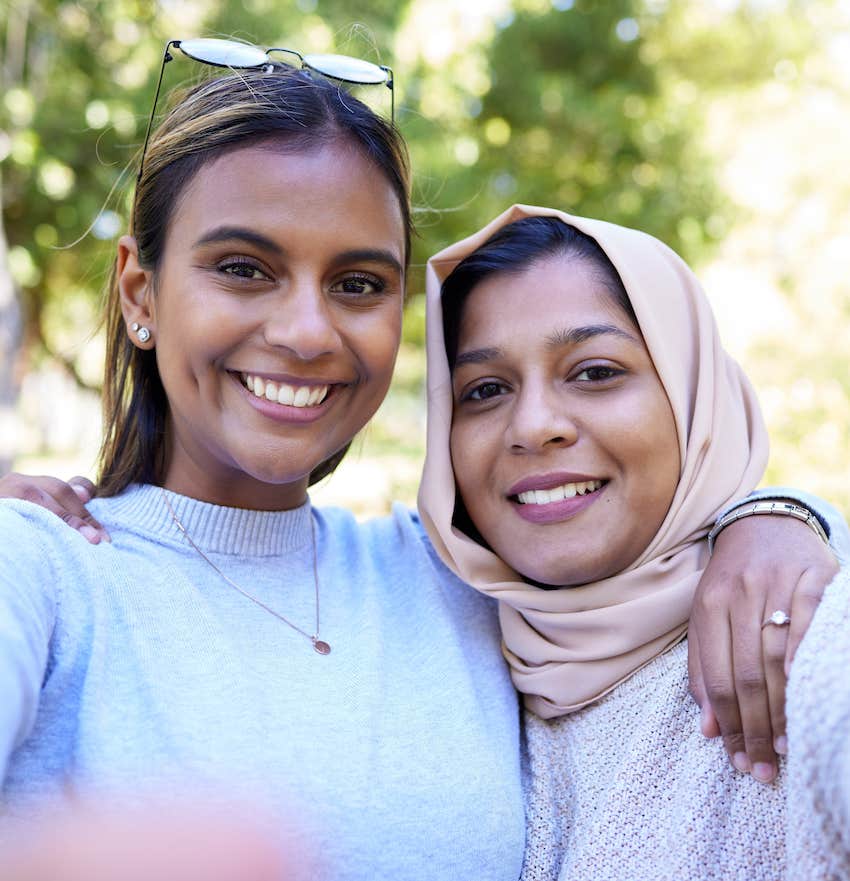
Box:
[312,637,331,655]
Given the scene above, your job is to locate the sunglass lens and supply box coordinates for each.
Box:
[178,38,269,69]
[302,53,389,85]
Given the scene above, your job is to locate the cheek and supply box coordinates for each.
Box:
[449,425,475,498]
[628,391,680,509]
[351,306,403,384]
[450,420,497,522]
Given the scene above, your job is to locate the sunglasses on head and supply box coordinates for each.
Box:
[138,37,395,182]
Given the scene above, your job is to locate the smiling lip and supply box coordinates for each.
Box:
[508,472,603,497]
[507,473,607,525]
[231,371,346,425]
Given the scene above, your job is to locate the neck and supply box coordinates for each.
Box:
[162,466,310,511]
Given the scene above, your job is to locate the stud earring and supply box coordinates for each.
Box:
[131,322,151,344]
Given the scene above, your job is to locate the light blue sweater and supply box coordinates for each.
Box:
[0,485,525,880]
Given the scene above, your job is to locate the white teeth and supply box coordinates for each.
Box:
[241,374,330,409]
[516,479,603,505]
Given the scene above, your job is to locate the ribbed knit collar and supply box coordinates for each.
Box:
[98,484,313,557]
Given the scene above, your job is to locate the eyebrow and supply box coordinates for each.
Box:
[453,347,504,370]
[194,226,283,254]
[453,324,641,371]
[546,323,640,348]
[328,249,404,275]
[191,231,403,275]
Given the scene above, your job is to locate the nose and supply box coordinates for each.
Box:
[262,281,341,361]
[505,382,578,454]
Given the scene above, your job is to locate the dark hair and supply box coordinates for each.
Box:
[441,216,637,371]
[97,66,411,496]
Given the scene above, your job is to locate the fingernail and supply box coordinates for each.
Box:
[752,762,775,783]
[71,484,91,501]
[774,736,788,755]
[732,752,751,773]
[80,525,101,544]
[699,706,712,737]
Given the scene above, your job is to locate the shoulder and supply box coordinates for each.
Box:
[0,494,131,587]
[0,499,78,606]
[315,503,430,554]
[785,565,850,874]
[788,564,850,711]
[316,503,465,575]
[792,564,850,673]
[0,498,84,549]
[314,503,498,615]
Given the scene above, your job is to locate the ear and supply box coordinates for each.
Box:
[117,235,156,349]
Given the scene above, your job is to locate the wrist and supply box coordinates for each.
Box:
[708,499,830,555]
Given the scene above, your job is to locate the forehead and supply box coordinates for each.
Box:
[167,142,406,259]
[457,255,631,345]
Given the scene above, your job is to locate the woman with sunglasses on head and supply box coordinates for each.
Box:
[0,40,843,880]
[0,59,525,880]
[421,205,850,880]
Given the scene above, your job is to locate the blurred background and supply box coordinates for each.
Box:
[1,0,848,519]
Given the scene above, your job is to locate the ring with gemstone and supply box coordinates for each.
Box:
[761,609,791,629]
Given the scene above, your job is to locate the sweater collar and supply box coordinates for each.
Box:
[100,484,313,556]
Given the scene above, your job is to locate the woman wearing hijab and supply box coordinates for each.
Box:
[420,205,850,879]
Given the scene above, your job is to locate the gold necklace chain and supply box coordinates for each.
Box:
[160,487,331,655]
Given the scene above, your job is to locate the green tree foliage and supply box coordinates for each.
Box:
[401,0,820,279]
[4,0,844,515]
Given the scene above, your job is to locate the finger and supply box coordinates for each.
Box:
[40,476,110,542]
[13,485,101,545]
[19,478,105,545]
[785,565,837,675]
[69,476,96,502]
[732,598,777,783]
[688,627,721,737]
[761,614,789,757]
[693,588,744,768]
[701,703,721,739]
[687,624,705,707]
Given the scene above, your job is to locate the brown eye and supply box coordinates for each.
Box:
[219,260,268,280]
[329,274,385,296]
[574,365,623,382]
[465,381,507,402]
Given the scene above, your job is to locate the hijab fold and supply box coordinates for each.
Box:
[419,205,769,718]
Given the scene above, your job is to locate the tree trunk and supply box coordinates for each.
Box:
[0,202,23,474]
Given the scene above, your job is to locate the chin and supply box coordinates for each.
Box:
[231,456,311,487]
[511,554,612,589]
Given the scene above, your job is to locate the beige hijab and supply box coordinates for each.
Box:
[419,204,769,718]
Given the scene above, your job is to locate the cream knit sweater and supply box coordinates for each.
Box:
[520,565,850,881]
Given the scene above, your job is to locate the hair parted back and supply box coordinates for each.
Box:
[440,216,637,372]
[97,65,411,497]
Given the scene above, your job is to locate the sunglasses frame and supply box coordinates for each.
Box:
[137,38,395,183]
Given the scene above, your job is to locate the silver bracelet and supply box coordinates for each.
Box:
[707,500,830,555]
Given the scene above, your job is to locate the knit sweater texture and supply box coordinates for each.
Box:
[520,564,850,881]
[0,485,525,881]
